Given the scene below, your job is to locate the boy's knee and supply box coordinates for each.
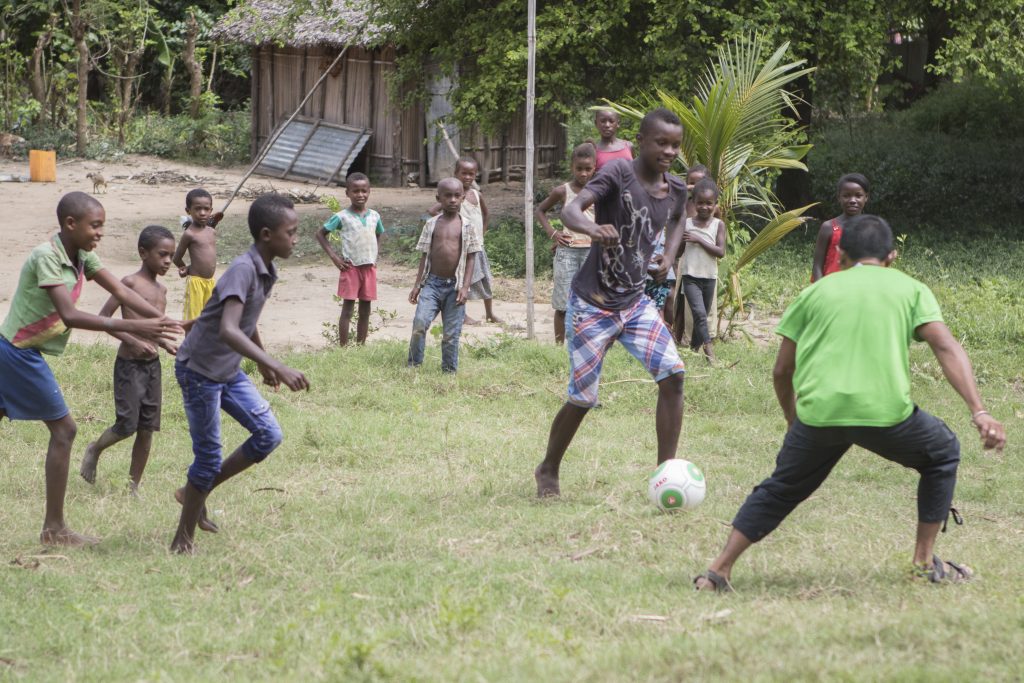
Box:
[246,422,283,463]
[50,416,77,445]
[658,371,685,394]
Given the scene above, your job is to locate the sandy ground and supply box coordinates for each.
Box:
[0,154,559,353]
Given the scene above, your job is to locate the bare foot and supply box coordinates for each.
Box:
[535,465,560,497]
[128,481,140,498]
[40,527,100,547]
[486,315,504,324]
[175,487,219,533]
[79,442,99,484]
[464,316,481,326]
[170,534,196,555]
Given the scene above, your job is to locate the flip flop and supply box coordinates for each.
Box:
[912,554,974,584]
[693,569,733,593]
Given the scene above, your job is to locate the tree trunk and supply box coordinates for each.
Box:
[71,0,89,155]
[183,15,203,118]
[116,50,141,146]
[29,23,53,123]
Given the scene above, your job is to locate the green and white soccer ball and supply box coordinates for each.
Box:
[648,459,706,511]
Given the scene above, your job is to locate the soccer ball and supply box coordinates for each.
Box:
[648,459,706,511]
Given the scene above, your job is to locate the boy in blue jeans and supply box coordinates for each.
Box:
[0,192,181,545]
[171,194,310,554]
[407,178,480,373]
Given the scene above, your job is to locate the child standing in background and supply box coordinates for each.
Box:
[593,108,634,171]
[431,157,501,325]
[409,178,480,373]
[315,172,384,345]
[811,173,870,282]
[535,143,597,343]
[680,178,726,362]
[644,226,677,325]
[80,225,178,494]
[173,188,219,321]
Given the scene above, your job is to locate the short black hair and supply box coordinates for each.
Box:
[186,188,213,209]
[687,163,709,177]
[138,224,175,250]
[838,214,893,261]
[248,194,295,240]
[693,177,720,199]
[455,156,479,172]
[572,142,596,161]
[346,172,370,186]
[837,173,869,195]
[56,191,103,227]
[639,107,682,135]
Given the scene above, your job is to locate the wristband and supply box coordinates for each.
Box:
[971,410,990,420]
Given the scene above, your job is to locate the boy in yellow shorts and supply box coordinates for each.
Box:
[173,188,219,320]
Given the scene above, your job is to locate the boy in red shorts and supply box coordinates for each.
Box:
[316,172,384,345]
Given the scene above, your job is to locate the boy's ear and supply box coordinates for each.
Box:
[259,226,271,242]
[837,247,851,269]
[882,250,897,266]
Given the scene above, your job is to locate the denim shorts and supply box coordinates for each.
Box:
[175,362,283,492]
[0,335,69,422]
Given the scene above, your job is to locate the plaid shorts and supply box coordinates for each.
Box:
[566,292,685,407]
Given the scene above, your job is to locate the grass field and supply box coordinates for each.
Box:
[1,230,1022,681]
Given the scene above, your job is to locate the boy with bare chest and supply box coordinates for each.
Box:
[407,178,480,373]
[173,189,219,320]
[81,225,178,494]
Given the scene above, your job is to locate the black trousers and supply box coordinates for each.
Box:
[681,275,716,350]
[732,407,961,542]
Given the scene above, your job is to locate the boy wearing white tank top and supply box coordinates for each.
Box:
[535,143,597,343]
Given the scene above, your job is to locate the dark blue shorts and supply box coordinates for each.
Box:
[0,335,70,422]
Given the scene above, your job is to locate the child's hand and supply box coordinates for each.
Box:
[131,316,184,344]
[158,339,178,356]
[648,254,670,283]
[257,362,279,388]
[590,223,619,247]
[456,287,469,305]
[128,338,158,356]
[553,231,573,247]
[276,364,310,392]
[178,266,189,278]
[972,412,1006,452]
[409,286,421,304]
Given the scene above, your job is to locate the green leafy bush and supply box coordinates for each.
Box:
[807,120,1024,231]
[484,218,554,278]
[123,108,251,165]
[895,78,1024,140]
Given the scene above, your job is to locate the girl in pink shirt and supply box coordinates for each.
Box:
[593,108,633,170]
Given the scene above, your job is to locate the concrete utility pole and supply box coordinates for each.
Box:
[523,0,537,339]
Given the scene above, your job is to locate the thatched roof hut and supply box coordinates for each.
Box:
[213,0,566,186]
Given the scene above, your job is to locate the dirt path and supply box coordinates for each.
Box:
[0,155,559,352]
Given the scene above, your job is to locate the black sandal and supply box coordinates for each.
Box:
[912,554,974,584]
[693,569,733,592]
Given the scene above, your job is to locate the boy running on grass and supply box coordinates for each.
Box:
[171,194,310,554]
[408,178,479,374]
[534,108,688,497]
[0,193,181,545]
[80,225,178,495]
[174,188,219,321]
[694,215,1006,592]
[315,172,384,345]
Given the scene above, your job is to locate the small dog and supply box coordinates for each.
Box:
[0,133,26,157]
[86,172,107,194]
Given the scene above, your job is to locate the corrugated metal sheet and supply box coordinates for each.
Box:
[256,118,372,185]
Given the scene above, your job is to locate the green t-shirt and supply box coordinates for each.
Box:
[775,265,943,427]
[0,236,103,356]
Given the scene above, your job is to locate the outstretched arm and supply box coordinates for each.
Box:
[219,298,309,391]
[46,283,178,343]
[917,321,1005,450]
[93,269,171,320]
[96,293,157,355]
[772,337,798,428]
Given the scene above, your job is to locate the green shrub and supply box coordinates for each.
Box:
[895,78,1024,140]
[807,119,1024,231]
[485,217,554,278]
[124,108,251,165]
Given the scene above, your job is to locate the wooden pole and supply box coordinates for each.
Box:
[524,0,537,339]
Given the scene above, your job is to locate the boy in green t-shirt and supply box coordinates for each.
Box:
[0,192,182,546]
[695,215,1005,592]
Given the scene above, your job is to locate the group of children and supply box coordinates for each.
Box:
[0,106,1007,590]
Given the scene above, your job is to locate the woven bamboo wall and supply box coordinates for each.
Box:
[251,45,565,186]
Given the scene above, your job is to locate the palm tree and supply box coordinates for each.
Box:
[604,34,816,319]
